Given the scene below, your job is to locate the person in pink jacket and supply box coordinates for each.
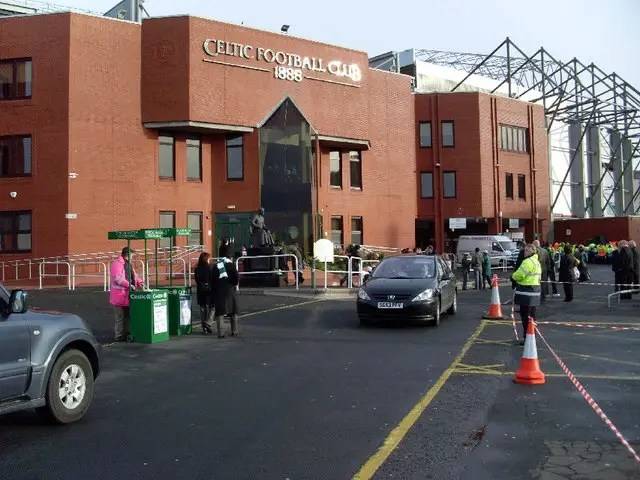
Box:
[110,247,144,342]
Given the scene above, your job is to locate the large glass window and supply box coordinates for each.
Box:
[420,172,433,198]
[351,216,363,245]
[159,211,175,249]
[0,59,32,100]
[419,122,432,147]
[499,125,528,153]
[0,135,31,177]
[441,121,455,147]
[0,211,31,252]
[330,151,342,188]
[226,135,243,180]
[518,174,526,200]
[505,172,514,199]
[186,138,201,181]
[187,212,203,246]
[259,98,314,254]
[443,171,456,198]
[349,151,362,189]
[158,135,174,179]
[330,216,343,247]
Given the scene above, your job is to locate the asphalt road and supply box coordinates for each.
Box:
[1,265,638,479]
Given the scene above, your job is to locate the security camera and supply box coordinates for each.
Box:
[9,191,17,198]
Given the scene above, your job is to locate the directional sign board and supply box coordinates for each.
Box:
[108,228,191,240]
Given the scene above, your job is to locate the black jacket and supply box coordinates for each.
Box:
[558,254,578,283]
[194,263,213,307]
[631,247,639,277]
[211,258,239,315]
[620,247,634,276]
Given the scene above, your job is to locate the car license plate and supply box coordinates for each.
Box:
[377,302,404,309]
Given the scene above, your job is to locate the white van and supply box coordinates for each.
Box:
[456,235,520,267]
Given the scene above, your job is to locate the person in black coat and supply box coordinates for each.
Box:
[619,240,634,300]
[630,240,640,289]
[212,244,240,338]
[558,245,579,302]
[194,252,214,334]
[611,245,623,292]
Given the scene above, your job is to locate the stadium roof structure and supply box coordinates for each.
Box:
[372,38,640,216]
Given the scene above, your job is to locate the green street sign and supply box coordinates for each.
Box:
[108,228,191,240]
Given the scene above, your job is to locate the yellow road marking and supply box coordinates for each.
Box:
[452,370,640,381]
[352,320,488,480]
[455,363,505,375]
[474,337,513,346]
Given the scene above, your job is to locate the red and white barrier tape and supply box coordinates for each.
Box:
[536,321,640,332]
[535,326,640,464]
[510,293,519,341]
[541,280,640,288]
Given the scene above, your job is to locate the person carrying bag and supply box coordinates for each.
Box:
[212,245,240,338]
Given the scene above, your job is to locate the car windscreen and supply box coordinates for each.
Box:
[499,241,517,251]
[372,257,436,279]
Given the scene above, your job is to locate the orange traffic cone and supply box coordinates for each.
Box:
[482,274,504,319]
[514,317,546,385]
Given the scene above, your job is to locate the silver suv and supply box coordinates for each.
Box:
[0,283,101,423]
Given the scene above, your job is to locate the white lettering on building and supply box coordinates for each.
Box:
[203,38,362,84]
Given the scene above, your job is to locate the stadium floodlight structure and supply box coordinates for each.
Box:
[373,38,640,217]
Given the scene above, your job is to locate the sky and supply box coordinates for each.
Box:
[58,0,640,87]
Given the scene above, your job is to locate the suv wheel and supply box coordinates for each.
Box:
[448,291,457,315]
[38,349,94,424]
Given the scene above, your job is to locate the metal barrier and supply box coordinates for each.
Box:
[146,258,188,287]
[39,261,71,290]
[71,262,108,291]
[607,288,640,309]
[235,254,299,290]
[320,255,351,289]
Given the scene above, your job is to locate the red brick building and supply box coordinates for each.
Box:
[0,12,548,262]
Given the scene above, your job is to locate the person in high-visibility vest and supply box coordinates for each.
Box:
[512,243,542,345]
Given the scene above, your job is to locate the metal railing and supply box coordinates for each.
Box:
[39,261,71,290]
[146,258,188,287]
[607,288,640,309]
[235,254,300,290]
[71,262,108,291]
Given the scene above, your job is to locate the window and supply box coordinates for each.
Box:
[505,172,514,199]
[159,211,175,249]
[330,151,342,188]
[0,58,32,100]
[0,135,31,177]
[186,138,201,181]
[226,135,243,180]
[441,121,454,147]
[0,211,31,252]
[518,174,526,200]
[158,135,175,179]
[420,172,433,198]
[330,216,343,246]
[187,212,203,246]
[499,125,528,153]
[443,171,456,198]
[419,122,432,147]
[349,150,362,189]
[351,216,363,245]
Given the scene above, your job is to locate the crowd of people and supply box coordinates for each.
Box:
[510,238,639,344]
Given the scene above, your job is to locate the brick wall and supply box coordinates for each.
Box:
[0,13,71,259]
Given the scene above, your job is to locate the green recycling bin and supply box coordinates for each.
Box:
[159,286,193,336]
[128,290,170,344]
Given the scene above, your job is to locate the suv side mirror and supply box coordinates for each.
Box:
[9,290,28,314]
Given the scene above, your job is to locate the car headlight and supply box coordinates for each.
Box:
[358,288,371,301]
[412,288,434,302]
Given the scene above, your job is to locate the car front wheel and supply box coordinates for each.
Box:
[39,349,95,424]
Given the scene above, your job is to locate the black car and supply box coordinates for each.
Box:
[357,255,457,326]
